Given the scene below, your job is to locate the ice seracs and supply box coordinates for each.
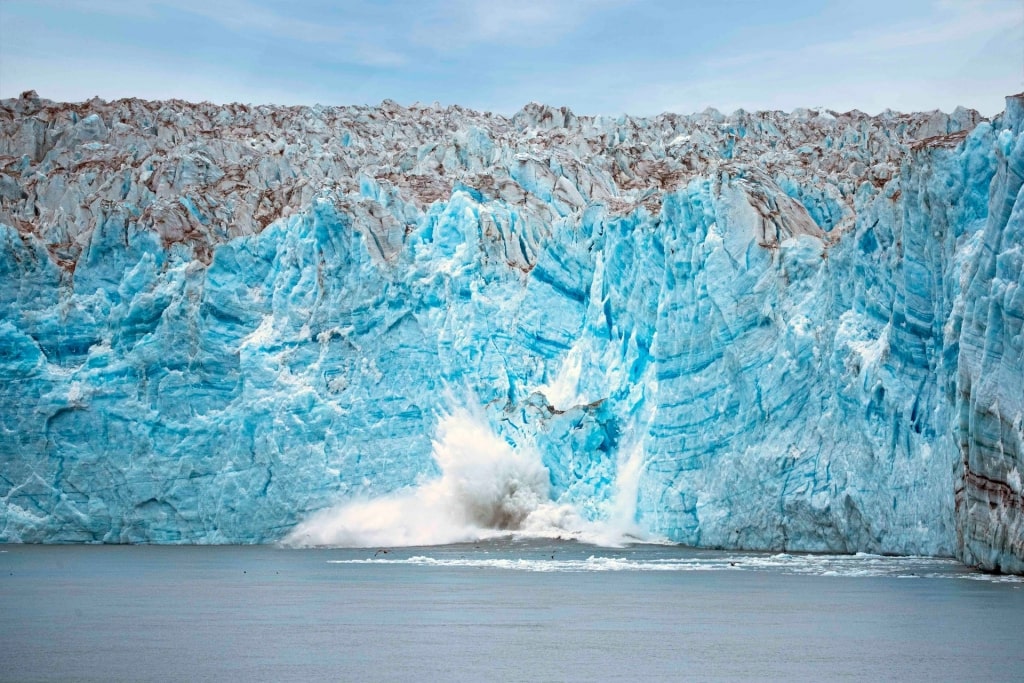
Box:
[0,90,1021,573]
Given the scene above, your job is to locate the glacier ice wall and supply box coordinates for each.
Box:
[953,97,1024,573]
[0,91,1020,571]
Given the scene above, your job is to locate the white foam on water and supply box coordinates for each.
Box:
[327,555,737,572]
[326,552,1024,582]
[285,406,648,548]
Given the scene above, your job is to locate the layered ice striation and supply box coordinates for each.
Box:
[0,90,1021,571]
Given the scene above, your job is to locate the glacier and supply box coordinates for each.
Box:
[0,90,1021,572]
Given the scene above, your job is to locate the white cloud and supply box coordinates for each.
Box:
[814,2,1020,55]
[412,0,630,51]
[168,0,344,45]
[707,0,1022,70]
[21,0,339,42]
[11,0,411,67]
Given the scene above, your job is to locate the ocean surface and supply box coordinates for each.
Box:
[2,540,1023,682]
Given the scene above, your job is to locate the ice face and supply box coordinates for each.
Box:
[0,91,1020,571]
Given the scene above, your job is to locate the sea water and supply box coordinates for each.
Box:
[2,541,1023,682]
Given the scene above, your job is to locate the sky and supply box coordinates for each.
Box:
[0,0,1021,116]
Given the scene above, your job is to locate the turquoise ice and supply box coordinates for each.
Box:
[0,92,1020,572]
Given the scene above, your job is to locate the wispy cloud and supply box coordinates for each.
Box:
[707,0,1022,70]
[161,0,416,68]
[20,0,411,67]
[168,0,344,45]
[805,0,1020,56]
[412,0,631,51]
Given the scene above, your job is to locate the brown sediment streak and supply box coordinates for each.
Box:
[962,468,1024,512]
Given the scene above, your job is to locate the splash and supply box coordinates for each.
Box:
[285,407,642,547]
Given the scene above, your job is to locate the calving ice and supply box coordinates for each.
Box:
[284,407,644,548]
[0,91,1021,574]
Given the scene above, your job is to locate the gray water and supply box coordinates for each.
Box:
[2,541,1023,682]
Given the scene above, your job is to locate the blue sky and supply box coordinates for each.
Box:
[1,0,1021,116]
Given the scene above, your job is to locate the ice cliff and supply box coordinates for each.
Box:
[1,90,1021,572]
